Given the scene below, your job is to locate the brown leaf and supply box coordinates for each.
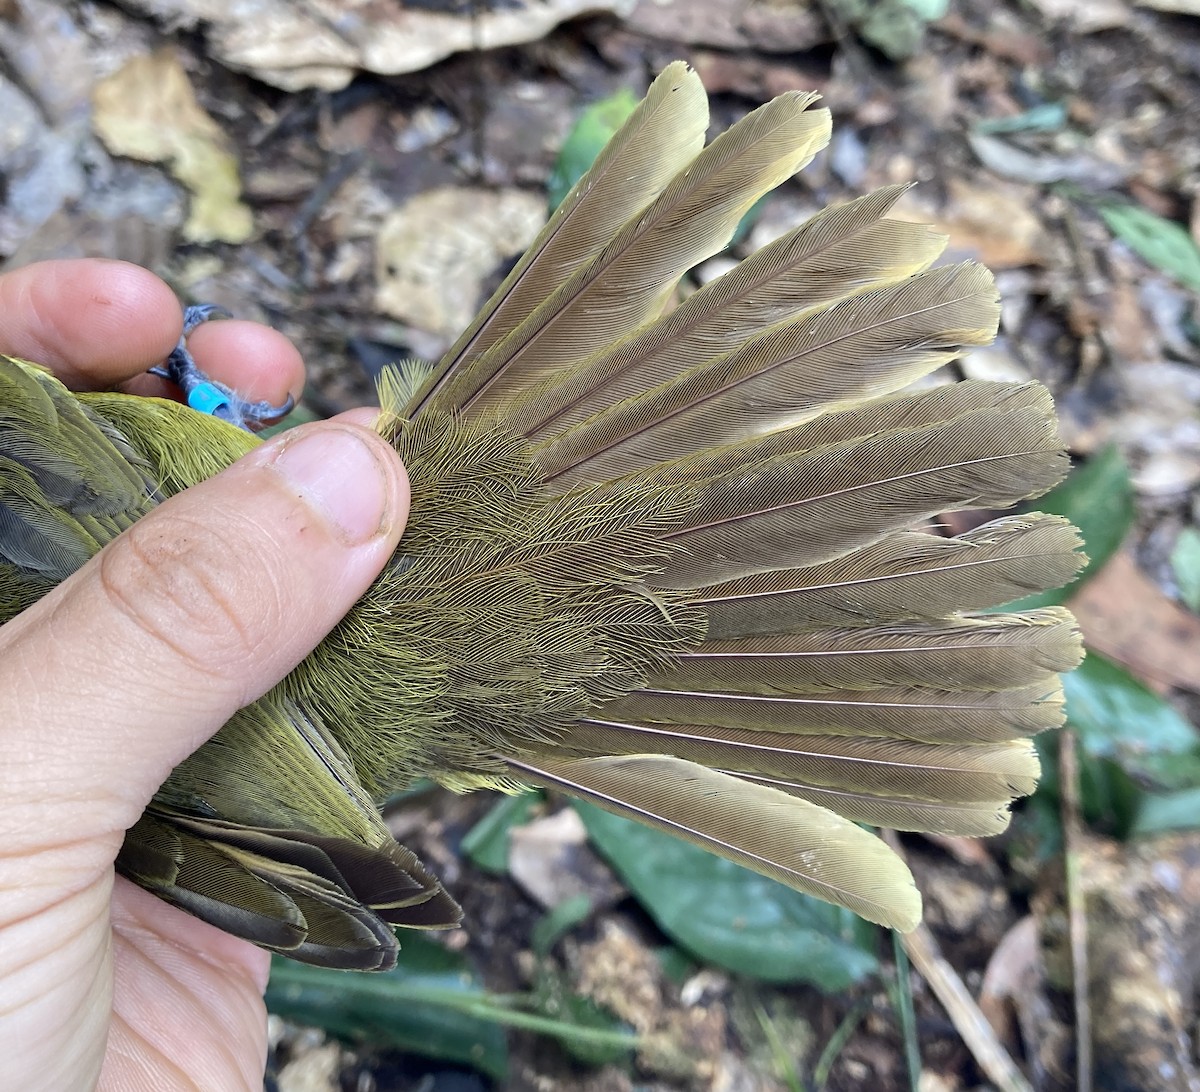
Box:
[91,48,252,244]
[894,179,1049,268]
[1069,550,1200,693]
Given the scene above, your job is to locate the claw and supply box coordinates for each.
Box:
[151,304,295,433]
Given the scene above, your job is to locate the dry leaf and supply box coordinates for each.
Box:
[113,0,638,91]
[507,807,624,910]
[91,49,252,244]
[894,179,1049,267]
[977,916,1063,1086]
[375,187,544,339]
[1069,550,1200,693]
[1025,0,1131,31]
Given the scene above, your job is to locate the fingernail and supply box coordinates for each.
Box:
[268,427,391,544]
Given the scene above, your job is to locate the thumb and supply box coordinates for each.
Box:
[0,417,409,849]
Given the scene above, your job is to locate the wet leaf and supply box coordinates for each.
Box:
[265,936,508,1080]
[1100,202,1200,292]
[573,801,879,988]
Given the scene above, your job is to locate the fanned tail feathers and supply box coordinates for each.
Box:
[377,66,1085,932]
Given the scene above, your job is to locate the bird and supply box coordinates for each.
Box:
[0,62,1084,970]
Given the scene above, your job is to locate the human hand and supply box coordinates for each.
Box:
[0,259,411,1090]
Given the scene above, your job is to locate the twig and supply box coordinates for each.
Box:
[1060,727,1093,1092]
[289,150,367,239]
[883,831,1034,1092]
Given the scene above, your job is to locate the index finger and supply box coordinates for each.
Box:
[0,259,183,386]
[0,259,304,409]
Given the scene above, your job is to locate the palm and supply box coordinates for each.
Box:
[102,879,268,1089]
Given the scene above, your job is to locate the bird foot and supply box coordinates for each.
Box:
[150,304,295,433]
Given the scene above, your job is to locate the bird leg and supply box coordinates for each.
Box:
[150,304,295,432]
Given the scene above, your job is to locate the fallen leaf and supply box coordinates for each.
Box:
[1069,550,1200,693]
[1025,0,1131,31]
[508,808,624,911]
[375,187,544,340]
[91,49,252,243]
[114,0,639,91]
[977,916,1062,1082]
[893,177,1054,267]
[968,132,1130,188]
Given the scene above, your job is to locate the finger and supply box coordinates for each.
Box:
[0,259,306,408]
[124,318,305,408]
[0,259,183,385]
[0,419,409,849]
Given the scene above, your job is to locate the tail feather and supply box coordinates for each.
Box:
[45,65,1085,954]
[427,88,830,418]
[698,514,1086,634]
[512,185,945,440]
[539,262,1000,486]
[551,720,1041,802]
[414,62,709,413]
[506,753,923,931]
[597,681,1064,743]
[729,773,1016,837]
[652,403,1068,588]
[654,609,1081,693]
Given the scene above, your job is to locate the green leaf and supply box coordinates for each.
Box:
[1132,786,1200,836]
[974,103,1067,135]
[1007,444,1134,609]
[1171,527,1200,612]
[1099,202,1200,292]
[655,945,696,984]
[461,792,540,874]
[573,801,879,988]
[529,963,633,1067]
[1031,652,1200,841]
[1032,737,1141,842]
[530,893,592,957]
[1064,652,1199,764]
[547,88,639,214]
[1054,652,1200,838]
[265,936,508,1080]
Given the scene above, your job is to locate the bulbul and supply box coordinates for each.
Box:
[0,63,1084,970]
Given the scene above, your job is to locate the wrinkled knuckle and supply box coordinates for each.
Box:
[98,510,285,677]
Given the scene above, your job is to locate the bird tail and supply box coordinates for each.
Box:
[380,63,1084,931]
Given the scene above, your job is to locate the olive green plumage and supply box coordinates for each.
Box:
[0,63,1085,970]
